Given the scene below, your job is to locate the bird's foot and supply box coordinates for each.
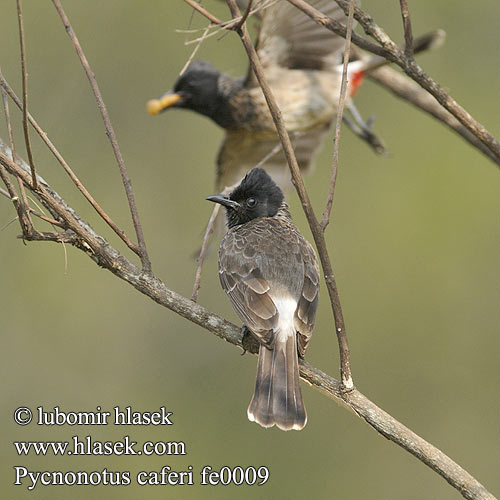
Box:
[344,102,387,155]
[240,325,260,355]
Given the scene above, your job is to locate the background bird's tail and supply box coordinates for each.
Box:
[247,330,306,431]
[347,29,447,85]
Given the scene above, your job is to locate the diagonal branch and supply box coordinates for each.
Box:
[16,0,37,190]
[191,202,221,302]
[183,0,222,25]
[51,0,152,272]
[366,65,500,165]
[399,0,414,59]
[0,72,141,255]
[1,66,35,237]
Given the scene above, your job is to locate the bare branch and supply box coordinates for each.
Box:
[16,0,38,190]
[180,23,211,76]
[366,66,500,165]
[0,150,107,258]
[191,202,221,302]
[27,209,65,228]
[399,0,414,59]
[181,0,278,37]
[1,65,38,238]
[0,72,142,253]
[0,163,19,210]
[0,185,12,199]
[232,0,253,33]
[183,0,222,25]
[51,0,152,272]
[320,0,355,231]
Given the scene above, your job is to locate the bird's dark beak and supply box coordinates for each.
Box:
[206,195,240,209]
[146,92,183,115]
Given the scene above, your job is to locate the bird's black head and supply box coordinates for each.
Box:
[207,168,284,228]
[172,61,220,115]
[147,61,235,126]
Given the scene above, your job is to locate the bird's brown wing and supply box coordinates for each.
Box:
[219,222,279,346]
[245,0,358,87]
[216,124,330,190]
[219,217,319,352]
[294,237,320,357]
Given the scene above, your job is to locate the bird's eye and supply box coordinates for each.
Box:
[246,198,257,208]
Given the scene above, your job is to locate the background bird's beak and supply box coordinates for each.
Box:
[146,92,183,115]
[206,195,240,209]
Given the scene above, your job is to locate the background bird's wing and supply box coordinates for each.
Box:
[216,125,330,190]
[245,0,358,87]
[294,237,320,357]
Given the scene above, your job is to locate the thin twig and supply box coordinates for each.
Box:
[0,164,18,206]
[183,0,222,25]
[399,0,414,59]
[1,78,20,202]
[180,23,211,76]
[0,216,19,232]
[0,159,40,239]
[225,0,353,389]
[191,202,221,302]
[52,0,152,273]
[181,0,279,46]
[16,0,38,190]
[0,72,141,254]
[0,149,109,259]
[320,0,355,231]
[254,141,285,169]
[1,64,37,237]
[0,186,11,199]
[28,209,65,227]
[232,0,253,33]
[367,65,500,165]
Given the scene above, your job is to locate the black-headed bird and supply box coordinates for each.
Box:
[207,168,320,430]
[148,0,365,191]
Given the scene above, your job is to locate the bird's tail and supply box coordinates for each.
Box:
[347,29,446,78]
[247,329,306,431]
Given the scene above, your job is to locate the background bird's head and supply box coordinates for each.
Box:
[207,168,284,228]
[147,60,227,123]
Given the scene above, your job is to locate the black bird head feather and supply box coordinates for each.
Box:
[173,61,221,115]
[207,168,284,228]
[161,61,239,128]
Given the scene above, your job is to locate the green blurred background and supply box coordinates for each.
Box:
[1,1,499,498]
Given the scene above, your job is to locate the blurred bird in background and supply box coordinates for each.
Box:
[148,0,374,192]
[207,168,320,430]
[148,1,445,193]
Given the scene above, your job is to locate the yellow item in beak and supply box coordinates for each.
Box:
[146,93,182,115]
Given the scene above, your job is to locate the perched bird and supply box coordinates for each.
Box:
[207,168,320,430]
[148,0,366,191]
